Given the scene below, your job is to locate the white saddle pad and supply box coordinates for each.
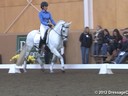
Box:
[34,33,40,44]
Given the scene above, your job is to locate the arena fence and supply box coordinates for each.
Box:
[0,64,128,74]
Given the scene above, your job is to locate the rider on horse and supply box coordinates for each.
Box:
[38,1,56,52]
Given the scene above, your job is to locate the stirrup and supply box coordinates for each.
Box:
[38,45,45,53]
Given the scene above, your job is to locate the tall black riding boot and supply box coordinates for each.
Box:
[38,38,44,53]
[38,30,48,53]
[43,29,48,43]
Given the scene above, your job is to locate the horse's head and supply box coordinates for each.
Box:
[53,20,71,41]
[60,21,71,41]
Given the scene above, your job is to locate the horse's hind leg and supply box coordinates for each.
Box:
[23,60,27,73]
[23,44,33,72]
[36,55,45,71]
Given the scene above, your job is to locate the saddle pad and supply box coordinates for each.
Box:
[34,33,40,44]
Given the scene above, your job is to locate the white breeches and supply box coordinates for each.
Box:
[40,24,49,39]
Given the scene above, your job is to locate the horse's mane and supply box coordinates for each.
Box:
[56,20,65,24]
[54,20,65,29]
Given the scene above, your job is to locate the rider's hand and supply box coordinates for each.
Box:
[48,24,52,28]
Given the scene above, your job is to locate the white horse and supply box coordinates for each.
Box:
[16,20,71,73]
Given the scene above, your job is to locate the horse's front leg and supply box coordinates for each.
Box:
[59,56,65,72]
[51,48,65,73]
[50,54,56,73]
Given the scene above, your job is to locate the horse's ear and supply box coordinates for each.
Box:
[66,22,72,26]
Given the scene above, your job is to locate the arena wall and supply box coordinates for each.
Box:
[93,0,128,29]
[0,34,17,64]
[1,0,128,64]
[0,0,85,64]
[0,0,84,34]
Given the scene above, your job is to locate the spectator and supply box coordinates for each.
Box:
[101,29,111,61]
[79,27,92,64]
[92,25,104,55]
[113,31,128,64]
[107,29,123,61]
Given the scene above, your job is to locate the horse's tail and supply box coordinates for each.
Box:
[16,44,27,66]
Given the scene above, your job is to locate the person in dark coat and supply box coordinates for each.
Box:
[93,25,104,55]
[101,29,111,61]
[108,29,123,61]
[79,27,92,64]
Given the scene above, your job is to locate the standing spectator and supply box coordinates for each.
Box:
[79,27,92,64]
[93,25,104,55]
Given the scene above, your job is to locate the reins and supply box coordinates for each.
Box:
[52,24,69,40]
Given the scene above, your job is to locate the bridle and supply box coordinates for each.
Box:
[52,23,69,40]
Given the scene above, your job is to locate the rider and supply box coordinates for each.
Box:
[38,1,56,52]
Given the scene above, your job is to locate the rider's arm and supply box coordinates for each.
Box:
[49,12,56,26]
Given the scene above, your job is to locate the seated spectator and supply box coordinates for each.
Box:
[101,29,111,61]
[107,29,123,61]
[113,31,128,64]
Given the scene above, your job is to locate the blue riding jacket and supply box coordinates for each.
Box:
[38,10,56,26]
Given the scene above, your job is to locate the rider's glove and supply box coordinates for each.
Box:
[48,24,52,28]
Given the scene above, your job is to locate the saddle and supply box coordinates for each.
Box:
[38,28,51,52]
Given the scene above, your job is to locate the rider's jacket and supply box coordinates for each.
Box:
[38,10,56,26]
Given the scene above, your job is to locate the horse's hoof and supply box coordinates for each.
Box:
[40,65,45,72]
[50,71,54,73]
[20,69,27,73]
[50,66,53,73]
[61,66,65,73]
[23,69,27,73]
[20,69,25,73]
[41,69,45,72]
[61,70,65,73]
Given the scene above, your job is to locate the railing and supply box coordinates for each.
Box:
[0,63,128,74]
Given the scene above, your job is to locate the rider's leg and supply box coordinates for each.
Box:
[38,30,49,53]
[38,37,44,53]
[38,24,48,53]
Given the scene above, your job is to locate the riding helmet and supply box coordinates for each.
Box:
[41,1,48,9]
